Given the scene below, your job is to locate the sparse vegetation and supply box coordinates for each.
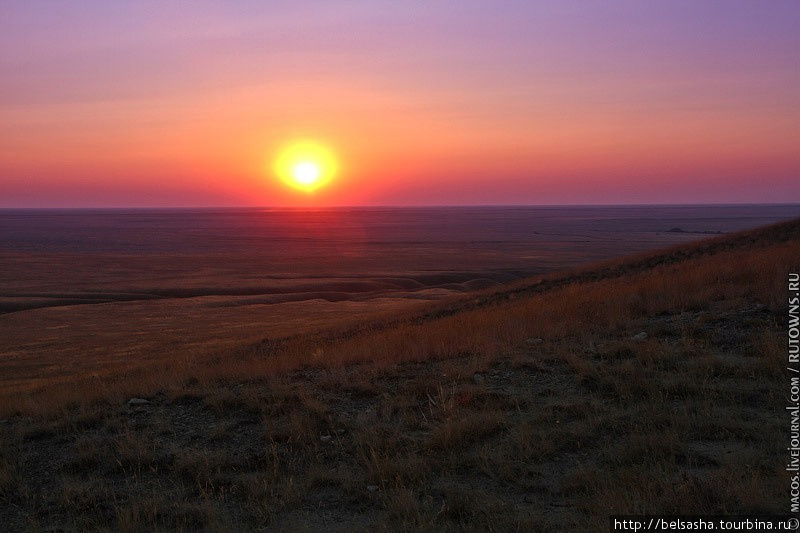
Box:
[0,218,798,531]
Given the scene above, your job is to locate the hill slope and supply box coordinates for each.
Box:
[1,218,798,532]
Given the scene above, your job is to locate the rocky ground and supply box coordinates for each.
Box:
[1,300,787,532]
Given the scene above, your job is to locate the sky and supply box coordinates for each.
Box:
[1,1,798,207]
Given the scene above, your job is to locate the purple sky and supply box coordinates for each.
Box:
[1,1,798,206]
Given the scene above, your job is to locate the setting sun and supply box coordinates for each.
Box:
[273,140,338,193]
[292,161,321,186]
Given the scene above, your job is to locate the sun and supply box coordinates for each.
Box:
[293,161,320,185]
[273,140,338,192]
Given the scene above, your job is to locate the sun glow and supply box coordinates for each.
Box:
[274,140,338,192]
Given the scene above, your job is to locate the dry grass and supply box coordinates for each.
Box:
[0,218,797,531]
[4,222,797,418]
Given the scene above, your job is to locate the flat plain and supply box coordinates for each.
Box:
[2,205,797,398]
[1,205,799,531]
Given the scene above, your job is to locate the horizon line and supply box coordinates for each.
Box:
[2,202,800,211]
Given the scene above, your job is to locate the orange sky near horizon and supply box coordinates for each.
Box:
[1,2,798,207]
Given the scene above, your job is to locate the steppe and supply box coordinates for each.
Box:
[0,205,798,531]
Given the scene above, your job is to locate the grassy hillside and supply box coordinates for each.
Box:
[1,218,798,531]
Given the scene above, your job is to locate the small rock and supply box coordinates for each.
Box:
[367,485,379,492]
[525,338,544,345]
[473,374,485,385]
[632,332,648,340]
[127,398,149,406]
[320,435,332,443]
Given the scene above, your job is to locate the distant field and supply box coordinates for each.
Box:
[1,214,798,532]
[1,205,798,397]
